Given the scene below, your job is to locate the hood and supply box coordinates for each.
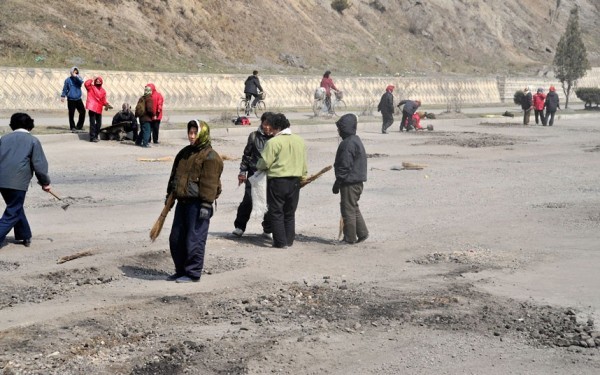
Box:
[94,76,104,86]
[146,83,157,94]
[335,113,357,139]
[70,66,79,75]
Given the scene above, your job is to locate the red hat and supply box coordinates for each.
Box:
[549,86,556,92]
[386,85,395,92]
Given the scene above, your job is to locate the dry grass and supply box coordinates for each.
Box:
[0,0,598,76]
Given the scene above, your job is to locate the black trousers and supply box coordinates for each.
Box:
[534,109,545,125]
[545,110,557,126]
[267,177,300,248]
[151,120,161,143]
[88,111,102,140]
[67,99,86,130]
[381,112,394,133]
[245,93,260,108]
[234,175,271,233]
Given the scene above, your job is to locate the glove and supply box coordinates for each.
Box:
[332,182,340,195]
[199,203,212,220]
[238,173,247,186]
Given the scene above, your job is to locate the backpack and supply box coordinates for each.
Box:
[234,116,251,126]
[135,97,146,117]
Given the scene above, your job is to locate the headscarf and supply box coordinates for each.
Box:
[549,86,556,92]
[122,103,131,112]
[143,86,152,96]
[386,85,395,92]
[192,120,211,149]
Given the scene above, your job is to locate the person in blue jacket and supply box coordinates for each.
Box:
[0,113,52,248]
[60,66,86,132]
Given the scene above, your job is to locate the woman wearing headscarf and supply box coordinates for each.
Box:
[165,120,223,283]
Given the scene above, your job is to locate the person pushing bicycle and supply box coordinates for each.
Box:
[244,70,264,115]
[320,70,339,114]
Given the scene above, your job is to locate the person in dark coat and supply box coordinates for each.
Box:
[378,85,395,134]
[112,103,138,142]
[521,86,533,125]
[244,70,264,113]
[232,112,274,238]
[333,113,369,244]
[544,86,561,126]
[0,113,51,248]
[135,86,155,148]
[397,99,421,132]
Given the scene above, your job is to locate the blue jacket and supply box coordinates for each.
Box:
[0,130,51,191]
[61,66,84,101]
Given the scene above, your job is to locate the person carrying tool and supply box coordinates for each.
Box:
[0,113,51,248]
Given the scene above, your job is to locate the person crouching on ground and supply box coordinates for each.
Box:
[112,103,139,142]
[333,113,369,244]
[397,99,421,132]
[232,112,274,238]
[165,120,223,283]
[256,113,307,249]
[0,113,51,248]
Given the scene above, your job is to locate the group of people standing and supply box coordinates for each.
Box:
[61,67,164,146]
[521,85,561,126]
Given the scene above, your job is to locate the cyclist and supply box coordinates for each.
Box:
[244,70,264,115]
[320,70,339,114]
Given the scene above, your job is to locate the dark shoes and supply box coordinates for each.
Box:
[23,239,31,247]
[175,276,200,283]
[166,273,182,281]
[357,234,369,243]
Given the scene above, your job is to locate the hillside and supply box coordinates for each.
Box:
[0,0,598,76]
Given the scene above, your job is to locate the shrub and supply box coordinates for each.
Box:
[331,0,352,14]
[575,87,600,108]
[514,90,525,106]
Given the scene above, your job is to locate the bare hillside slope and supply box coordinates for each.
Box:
[0,0,598,76]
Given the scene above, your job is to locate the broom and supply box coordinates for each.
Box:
[149,192,175,242]
[300,165,332,188]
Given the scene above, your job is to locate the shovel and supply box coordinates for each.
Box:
[47,190,70,211]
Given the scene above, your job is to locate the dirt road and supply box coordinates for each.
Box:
[1,112,600,374]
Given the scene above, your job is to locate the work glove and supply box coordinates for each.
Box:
[238,172,247,186]
[332,181,340,195]
[199,203,213,220]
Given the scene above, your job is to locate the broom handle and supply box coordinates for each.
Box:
[48,190,63,201]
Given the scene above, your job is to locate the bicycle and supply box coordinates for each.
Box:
[237,92,266,118]
[312,90,346,116]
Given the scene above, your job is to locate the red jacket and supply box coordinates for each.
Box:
[84,77,109,114]
[147,83,164,120]
[533,93,546,111]
[320,77,338,96]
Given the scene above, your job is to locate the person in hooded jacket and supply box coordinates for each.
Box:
[166,120,223,283]
[232,112,274,238]
[146,83,164,144]
[532,88,546,125]
[333,113,369,244]
[378,85,395,134]
[0,113,51,248]
[60,66,86,132]
[397,99,421,132]
[84,76,111,142]
[244,71,264,113]
[544,86,560,126]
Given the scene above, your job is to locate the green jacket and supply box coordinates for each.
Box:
[257,131,307,178]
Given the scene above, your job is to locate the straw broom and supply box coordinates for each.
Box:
[149,192,175,242]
